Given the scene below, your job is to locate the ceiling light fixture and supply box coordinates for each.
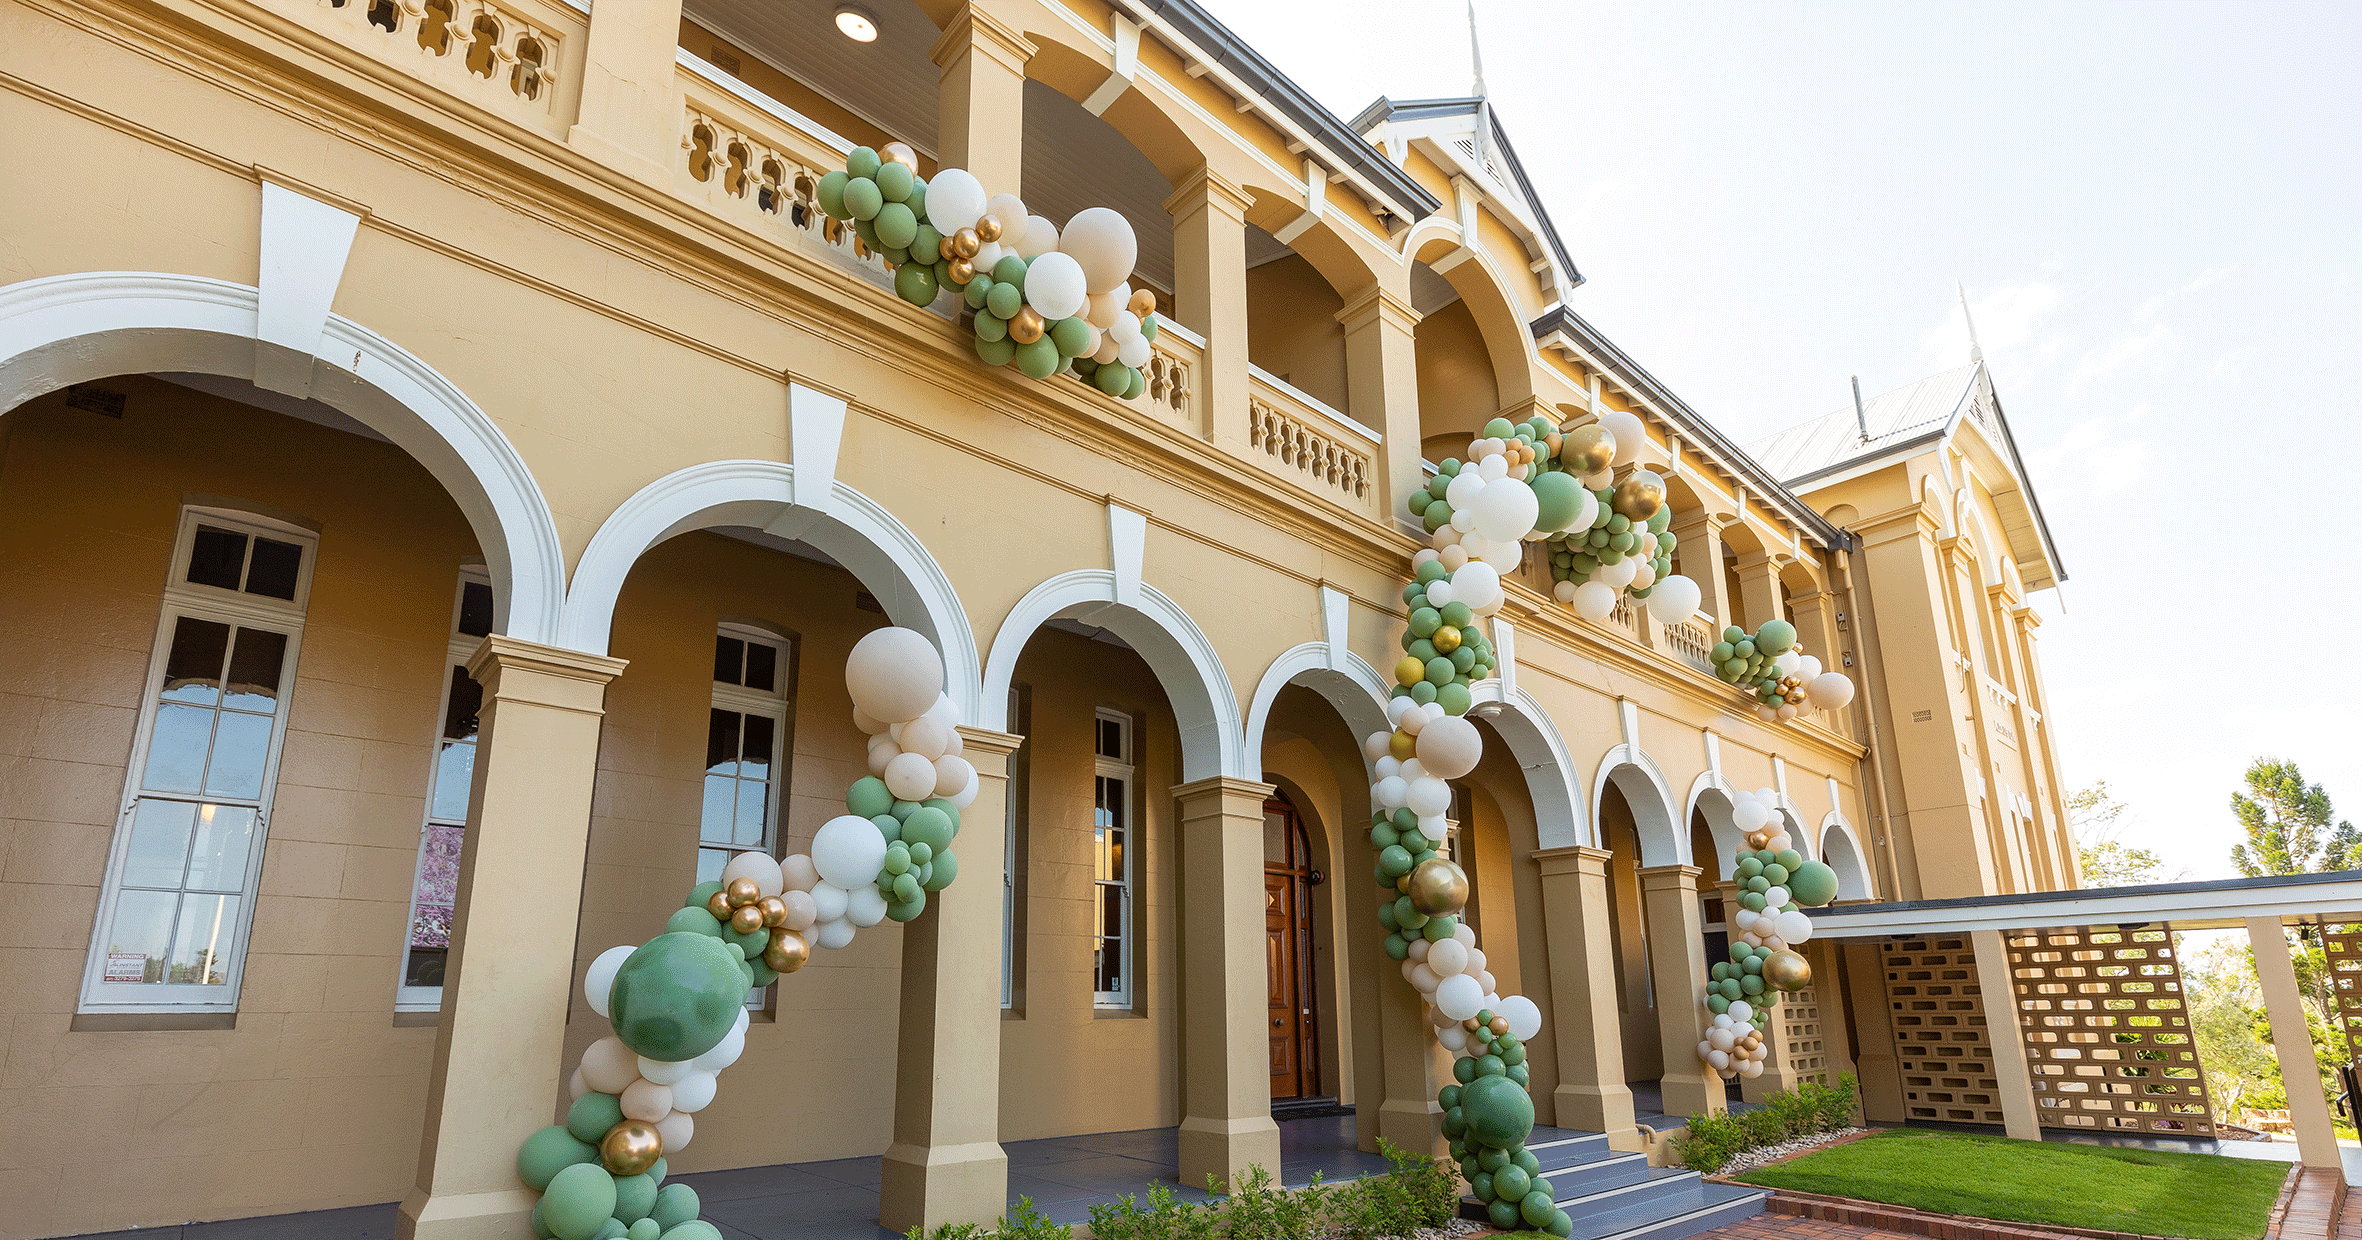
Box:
[834,4,879,42]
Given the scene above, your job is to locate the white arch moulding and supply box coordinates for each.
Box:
[1683,772,1742,877]
[981,569,1247,783]
[0,272,568,644]
[1818,813,1875,901]
[1592,743,1685,867]
[1465,679,1591,851]
[560,459,982,720]
[1243,641,1392,762]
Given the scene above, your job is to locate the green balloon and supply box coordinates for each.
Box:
[1422,914,1458,943]
[1425,656,1455,685]
[629,1221,663,1240]
[964,274,994,309]
[992,255,1029,288]
[875,202,919,250]
[1383,932,1409,961]
[1461,1073,1536,1147]
[1509,1062,1531,1087]
[517,1125,598,1190]
[542,1162,618,1240]
[1406,638,1438,663]
[975,335,1017,366]
[1050,316,1093,357]
[887,895,929,922]
[905,178,927,223]
[845,146,881,179]
[683,881,722,911]
[1094,361,1131,396]
[658,1224,725,1240]
[565,1091,624,1144]
[873,813,903,839]
[648,1158,667,1185]
[875,159,914,203]
[1495,1164,1532,1202]
[726,922,768,958]
[923,799,961,831]
[1522,1190,1558,1228]
[1489,1199,1522,1230]
[533,1199,555,1239]
[1471,1171,1494,1202]
[907,840,933,867]
[1378,844,1414,877]
[650,1183,701,1231]
[893,262,938,307]
[1436,681,1473,716]
[816,170,850,220]
[1531,471,1583,532]
[1439,601,1472,627]
[664,907,723,939]
[1762,863,1789,886]
[608,933,749,1062]
[1788,859,1840,906]
[614,1172,659,1224]
[1121,367,1143,400]
[984,280,1023,320]
[1483,417,1516,439]
[974,310,1009,343]
[1014,336,1059,380]
[842,177,883,221]
[1475,1053,1505,1078]
[921,848,959,891]
[1756,619,1796,654]
[901,806,954,853]
[1775,848,1804,870]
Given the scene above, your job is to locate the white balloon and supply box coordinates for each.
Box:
[1477,453,1508,482]
[1015,215,1060,259]
[569,1065,589,1100]
[1572,581,1618,621]
[924,168,986,233]
[1464,945,1486,974]
[1471,478,1540,543]
[721,850,785,899]
[1732,798,1771,832]
[883,750,939,801]
[691,1008,749,1072]
[1364,731,1394,762]
[1404,776,1452,818]
[847,883,889,928]
[1434,973,1484,1021]
[1107,309,1141,345]
[1426,938,1469,977]
[924,691,960,732]
[812,917,856,949]
[1773,650,1801,676]
[668,1071,718,1114]
[1451,561,1503,615]
[1454,921,1476,946]
[1757,787,1779,806]
[984,193,1028,245]
[852,705,888,736]
[1116,333,1151,368]
[1595,557,1638,589]
[1386,696,1416,725]
[1630,561,1657,591]
[1445,470,1487,511]
[1373,775,1408,810]
[1739,1058,1764,1079]
[867,733,898,776]
[1372,756,1401,781]
[951,772,980,809]
[584,944,634,1018]
[1600,410,1649,463]
[1439,1025,1469,1052]
[1708,1026,1735,1052]
[1807,672,1857,710]
[972,239,1005,270]
[1022,251,1088,320]
[1415,715,1483,780]
[1426,580,1457,607]
[1727,1000,1754,1024]
[933,755,975,799]
[1398,758,1427,781]
[1416,815,1449,842]
[1779,910,1815,942]
[1645,574,1703,624]
[1763,886,1789,908]
[808,881,850,924]
[812,815,889,887]
[638,1055,696,1086]
[1471,969,1495,996]
[1707,1048,1731,1070]
[1732,907,1759,932]
[1499,994,1543,1040]
[654,1108,694,1154]
[1552,580,1578,603]
[1406,937,1431,961]
[1407,962,1439,993]
[1058,206,1140,293]
[846,627,942,723]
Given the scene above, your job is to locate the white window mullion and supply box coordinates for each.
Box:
[1093,708,1134,1010]
[397,571,492,1011]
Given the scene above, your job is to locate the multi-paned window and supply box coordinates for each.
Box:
[1092,708,1133,1009]
[80,509,315,1011]
[700,625,792,887]
[397,571,493,1010]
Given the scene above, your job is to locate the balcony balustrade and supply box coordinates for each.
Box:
[1246,367,1378,518]
[1142,320,1201,432]
[288,0,585,137]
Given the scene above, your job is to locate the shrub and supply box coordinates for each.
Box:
[907,1197,1071,1240]
[1078,1146,1455,1240]
[1670,1073,1860,1174]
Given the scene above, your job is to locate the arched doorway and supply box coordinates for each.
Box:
[1264,791,1323,1101]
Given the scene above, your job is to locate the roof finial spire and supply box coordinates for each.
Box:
[1957,279,1984,364]
[1469,0,1487,99]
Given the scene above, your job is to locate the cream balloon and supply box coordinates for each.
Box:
[1645,574,1703,623]
[1600,410,1649,463]
[933,754,975,799]
[1807,672,1857,710]
[620,1078,674,1123]
[720,850,784,899]
[1426,937,1469,977]
[637,1055,696,1086]
[781,853,818,893]
[1059,206,1140,292]
[780,888,817,931]
[1572,581,1618,621]
[654,1109,694,1154]
[1404,776,1452,818]
[1086,287,1127,329]
[896,717,952,762]
[1014,215,1059,259]
[845,627,941,723]
[883,750,938,801]
[847,884,889,928]
[581,1036,639,1095]
[1414,715,1483,780]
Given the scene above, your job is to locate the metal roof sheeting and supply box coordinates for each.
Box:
[1744,364,1981,485]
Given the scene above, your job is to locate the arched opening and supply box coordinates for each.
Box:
[1820,819,1873,902]
[1413,265,1502,461]
[1598,779,1659,1085]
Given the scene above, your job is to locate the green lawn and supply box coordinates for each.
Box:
[1731,1130,2289,1240]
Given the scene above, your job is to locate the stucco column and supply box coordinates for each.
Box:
[2249,919,2343,1171]
[931,5,1034,193]
[401,638,627,1240]
[568,0,685,186]
[1841,940,1906,1123]
[1337,286,1425,528]
[1165,166,1253,446]
[1671,512,1734,633]
[1734,551,1785,636]
[1967,928,2040,1141]
[1535,847,1638,1148]
[1637,864,1721,1119]
[1172,775,1284,1189]
[880,727,1021,1231]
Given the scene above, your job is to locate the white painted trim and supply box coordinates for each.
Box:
[0,272,567,646]
[1242,642,1390,764]
[674,46,857,158]
[1107,504,1147,609]
[1249,363,1382,445]
[787,383,847,513]
[254,181,363,398]
[560,459,981,719]
[1593,742,1683,866]
[1683,770,1741,875]
[1467,678,1590,850]
[1318,585,1349,672]
[1492,618,1517,698]
[980,569,1246,782]
[1818,813,1874,901]
[1798,876,2362,937]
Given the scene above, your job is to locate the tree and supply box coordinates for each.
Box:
[2069,782,2164,887]
[2229,759,2358,878]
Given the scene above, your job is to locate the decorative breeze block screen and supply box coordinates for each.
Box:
[1781,986,1828,1085]
[2008,927,2212,1136]
[2323,932,2362,1063]
[1883,936,2009,1125]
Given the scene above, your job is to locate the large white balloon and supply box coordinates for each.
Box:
[1572,581,1618,621]
[1727,999,1754,1024]
[1116,333,1151,368]
[1444,470,1487,511]
[1807,672,1857,710]
[924,168,986,233]
[1732,797,1771,832]
[1415,715,1483,780]
[1498,994,1544,1041]
[1451,561,1503,615]
[1796,654,1823,680]
[847,883,889,928]
[1372,774,1408,810]
[720,850,785,899]
[1434,973,1485,1021]
[1470,478,1540,543]
[584,944,634,1018]
[1404,776,1452,818]
[1645,574,1703,624]
[812,814,888,887]
[846,627,942,723]
[1595,556,1638,589]
[1058,206,1140,293]
[1600,410,1650,463]
[1022,251,1088,320]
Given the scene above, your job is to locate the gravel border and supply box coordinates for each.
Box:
[1712,1127,1869,1176]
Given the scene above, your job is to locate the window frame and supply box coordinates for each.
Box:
[1002,683,1029,1012]
[1092,707,1135,1010]
[700,623,795,1010]
[395,568,492,1012]
[78,507,317,1013]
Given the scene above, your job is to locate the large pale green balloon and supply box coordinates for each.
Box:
[663,907,723,939]
[542,1162,619,1240]
[566,1091,625,1144]
[650,1183,702,1230]
[1460,1073,1535,1147]
[1786,859,1840,907]
[608,933,749,1062]
[1014,336,1060,380]
[975,336,1017,367]
[921,848,959,891]
[901,806,954,853]
[614,1171,659,1223]
[848,776,894,818]
[517,1124,598,1190]
[658,1224,725,1240]
[1531,471,1584,532]
[842,177,882,222]
[1755,619,1797,654]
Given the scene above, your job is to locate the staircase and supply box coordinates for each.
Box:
[1461,1126,1764,1240]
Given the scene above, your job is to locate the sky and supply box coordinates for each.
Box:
[1194,0,2362,880]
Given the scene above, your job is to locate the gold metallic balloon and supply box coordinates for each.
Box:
[1406,857,1470,917]
[1389,729,1416,760]
[1489,1016,1509,1036]
[1009,306,1045,345]
[1128,288,1156,316]
[974,213,1004,243]
[730,903,766,935]
[1612,469,1666,521]
[881,142,919,170]
[601,1120,664,1175]
[947,256,975,284]
[1432,625,1462,654]
[1744,829,1772,851]
[1560,424,1617,474]
[950,228,981,259]
[705,890,734,922]
[1762,948,1813,993]
[724,877,761,908]
[758,896,789,929]
[764,928,811,974]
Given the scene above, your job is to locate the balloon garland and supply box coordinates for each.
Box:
[1708,620,1857,724]
[1691,788,1841,1082]
[818,143,1162,395]
[516,629,978,1240]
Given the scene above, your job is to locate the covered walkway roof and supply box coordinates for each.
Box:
[1803,869,2362,936]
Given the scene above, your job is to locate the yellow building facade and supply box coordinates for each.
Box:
[0,1,2074,1238]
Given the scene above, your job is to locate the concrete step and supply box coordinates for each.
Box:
[1528,1130,1619,1173]
[1570,1180,1765,1240]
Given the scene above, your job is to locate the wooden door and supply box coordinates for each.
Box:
[1265,797,1320,1100]
[1266,872,1301,1097]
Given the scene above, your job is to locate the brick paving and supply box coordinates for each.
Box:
[2337,1178,2362,1240]
[1684,1212,1923,1240]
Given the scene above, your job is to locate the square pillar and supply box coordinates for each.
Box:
[2248,918,2344,1172]
[880,728,1022,1231]
[1337,286,1425,526]
[1172,776,1284,1189]
[1842,939,1906,1123]
[1967,928,2041,1141]
[402,638,628,1240]
[1670,513,1734,633]
[1638,864,1722,1119]
[1165,166,1254,445]
[931,5,1033,192]
[1535,847,1639,1147]
[568,0,685,185]
[1734,551,1785,636]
